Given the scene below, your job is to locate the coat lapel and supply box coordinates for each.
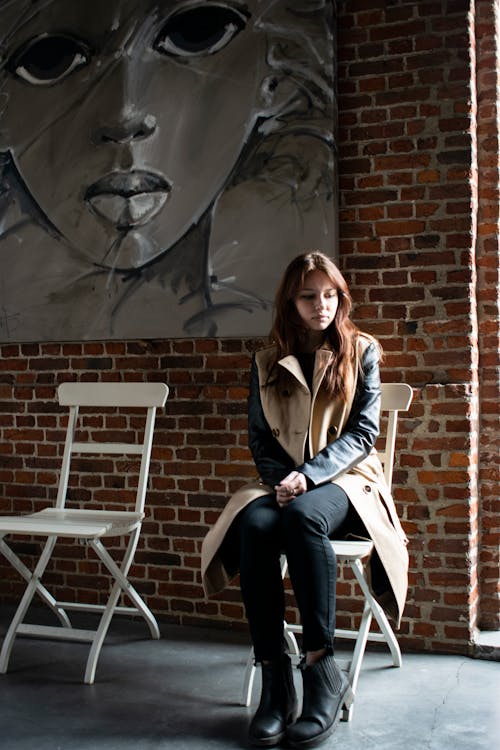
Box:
[257,347,349,464]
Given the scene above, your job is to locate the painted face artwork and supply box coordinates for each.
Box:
[0,0,336,340]
[1,0,272,268]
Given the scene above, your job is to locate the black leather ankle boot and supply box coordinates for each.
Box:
[248,653,299,747]
[286,654,353,748]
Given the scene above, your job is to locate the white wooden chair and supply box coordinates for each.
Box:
[241,382,413,721]
[0,381,168,684]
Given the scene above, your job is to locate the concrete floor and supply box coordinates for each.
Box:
[0,609,499,750]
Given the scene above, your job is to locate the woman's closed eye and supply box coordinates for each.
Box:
[7,34,91,86]
[154,2,249,58]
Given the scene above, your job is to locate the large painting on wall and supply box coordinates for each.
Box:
[0,0,336,341]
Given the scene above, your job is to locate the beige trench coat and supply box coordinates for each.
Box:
[201,338,409,626]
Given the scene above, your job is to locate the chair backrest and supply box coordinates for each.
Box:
[56,382,169,513]
[379,383,413,490]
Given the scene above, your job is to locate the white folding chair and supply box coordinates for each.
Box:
[241,382,413,721]
[0,381,168,684]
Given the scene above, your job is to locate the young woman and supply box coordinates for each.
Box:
[202,251,409,748]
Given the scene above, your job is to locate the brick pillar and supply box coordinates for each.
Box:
[475,0,500,631]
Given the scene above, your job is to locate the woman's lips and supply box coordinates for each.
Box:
[85,170,171,228]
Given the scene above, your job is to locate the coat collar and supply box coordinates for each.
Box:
[277,348,334,397]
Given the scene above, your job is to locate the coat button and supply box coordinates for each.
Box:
[363,485,372,493]
[272,428,280,437]
[328,425,338,436]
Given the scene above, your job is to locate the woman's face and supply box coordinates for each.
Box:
[0,0,273,268]
[294,270,339,332]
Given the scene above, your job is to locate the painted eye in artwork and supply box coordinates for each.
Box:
[7,34,90,85]
[155,3,249,58]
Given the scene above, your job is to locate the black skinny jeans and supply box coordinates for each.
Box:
[224,483,351,662]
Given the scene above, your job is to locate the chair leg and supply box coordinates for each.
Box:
[83,577,123,684]
[83,536,160,684]
[0,536,58,673]
[284,625,300,657]
[341,600,373,722]
[241,650,257,707]
[90,538,160,639]
[240,620,300,707]
[350,558,402,668]
[366,595,402,668]
[336,558,402,721]
[0,537,71,629]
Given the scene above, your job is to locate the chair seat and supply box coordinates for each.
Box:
[0,510,144,539]
[332,540,373,560]
[36,508,144,536]
[0,516,111,538]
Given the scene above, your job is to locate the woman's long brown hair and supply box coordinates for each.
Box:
[268,251,364,399]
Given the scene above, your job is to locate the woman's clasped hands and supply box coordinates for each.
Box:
[274,471,308,507]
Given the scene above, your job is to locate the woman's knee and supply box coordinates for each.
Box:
[282,495,322,535]
[240,499,280,542]
[283,485,350,539]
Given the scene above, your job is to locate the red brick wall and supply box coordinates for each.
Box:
[334,0,499,647]
[475,0,500,631]
[1,1,499,652]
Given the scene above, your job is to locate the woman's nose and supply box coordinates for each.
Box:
[90,56,158,145]
[93,114,157,145]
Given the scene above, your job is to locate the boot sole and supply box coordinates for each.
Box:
[248,731,286,747]
[286,686,354,749]
[249,707,299,747]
